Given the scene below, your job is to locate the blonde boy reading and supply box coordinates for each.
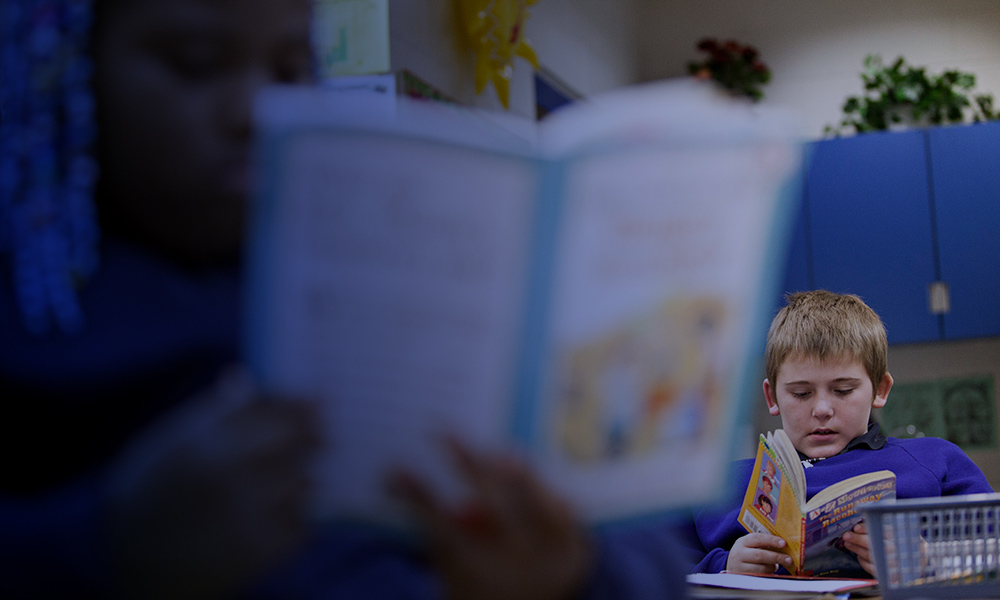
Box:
[688,290,992,578]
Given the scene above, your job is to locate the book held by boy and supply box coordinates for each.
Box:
[246,81,804,527]
[738,429,896,577]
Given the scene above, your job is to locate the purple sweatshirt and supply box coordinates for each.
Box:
[689,434,993,575]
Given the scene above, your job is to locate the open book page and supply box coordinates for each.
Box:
[248,121,538,525]
[772,428,806,506]
[806,471,896,511]
[247,83,804,527]
[530,145,802,519]
[801,471,895,577]
[525,81,804,520]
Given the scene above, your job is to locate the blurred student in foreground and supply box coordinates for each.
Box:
[0,0,686,597]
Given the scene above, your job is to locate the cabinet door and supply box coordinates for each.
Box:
[806,131,939,344]
[928,121,1000,340]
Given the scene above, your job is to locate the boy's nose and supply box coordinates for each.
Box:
[812,395,835,419]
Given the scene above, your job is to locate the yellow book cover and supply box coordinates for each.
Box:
[737,431,896,577]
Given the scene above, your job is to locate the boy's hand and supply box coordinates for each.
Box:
[842,521,876,576]
[391,440,592,600]
[726,533,793,574]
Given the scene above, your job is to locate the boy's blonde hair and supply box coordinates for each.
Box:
[765,290,887,394]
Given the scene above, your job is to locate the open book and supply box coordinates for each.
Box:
[738,430,896,577]
[246,81,803,527]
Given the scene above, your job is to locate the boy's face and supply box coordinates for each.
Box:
[763,354,892,459]
[95,0,313,263]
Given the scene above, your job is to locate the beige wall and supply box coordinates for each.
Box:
[635,0,1000,138]
[529,0,640,97]
[387,1,1000,135]
[886,338,1000,489]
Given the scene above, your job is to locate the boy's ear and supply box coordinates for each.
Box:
[763,378,780,415]
[872,372,894,408]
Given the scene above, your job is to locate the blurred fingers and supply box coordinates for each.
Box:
[443,438,518,533]
[227,401,321,463]
[387,469,462,551]
[497,457,578,540]
[444,439,576,543]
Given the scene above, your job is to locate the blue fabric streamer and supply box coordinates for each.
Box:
[0,0,98,335]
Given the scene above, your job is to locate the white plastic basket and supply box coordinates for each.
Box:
[863,494,1000,600]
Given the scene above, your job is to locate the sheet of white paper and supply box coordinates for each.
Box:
[687,572,876,593]
[313,0,389,77]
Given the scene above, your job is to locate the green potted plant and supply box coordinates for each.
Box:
[826,54,1000,135]
[687,38,771,102]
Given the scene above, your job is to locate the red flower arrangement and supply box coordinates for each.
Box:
[687,38,771,101]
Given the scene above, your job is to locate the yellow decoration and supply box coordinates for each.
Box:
[458,0,540,109]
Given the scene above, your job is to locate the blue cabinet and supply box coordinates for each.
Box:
[802,130,940,344]
[928,121,1000,340]
[774,124,1000,343]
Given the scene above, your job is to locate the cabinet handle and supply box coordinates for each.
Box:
[928,281,950,315]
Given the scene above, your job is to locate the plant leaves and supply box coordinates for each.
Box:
[826,54,998,135]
